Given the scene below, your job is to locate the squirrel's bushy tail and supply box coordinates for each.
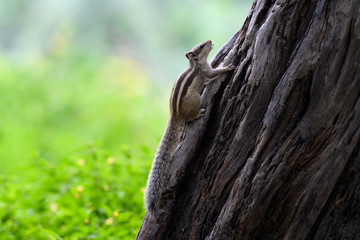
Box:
[144,117,183,216]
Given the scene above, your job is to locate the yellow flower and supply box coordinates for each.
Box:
[113,211,119,218]
[77,159,86,166]
[105,218,113,225]
[141,188,145,194]
[107,157,115,165]
[103,184,110,191]
[76,185,84,192]
[84,218,90,224]
[49,203,58,213]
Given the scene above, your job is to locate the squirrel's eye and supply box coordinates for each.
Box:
[200,44,205,49]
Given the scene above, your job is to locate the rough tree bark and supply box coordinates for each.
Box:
[137,0,360,239]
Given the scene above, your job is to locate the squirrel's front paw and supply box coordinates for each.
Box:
[227,64,236,70]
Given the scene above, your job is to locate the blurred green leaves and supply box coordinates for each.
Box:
[0,40,163,238]
[0,143,150,239]
[0,46,167,173]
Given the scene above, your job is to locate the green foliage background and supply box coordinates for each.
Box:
[0,0,252,239]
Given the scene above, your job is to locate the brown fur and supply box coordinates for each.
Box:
[144,40,234,217]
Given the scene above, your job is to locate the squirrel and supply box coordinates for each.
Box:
[144,40,234,217]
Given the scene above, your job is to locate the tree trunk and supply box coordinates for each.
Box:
[137,0,360,239]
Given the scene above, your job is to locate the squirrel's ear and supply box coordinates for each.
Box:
[186,52,198,61]
[185,52,193,59]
